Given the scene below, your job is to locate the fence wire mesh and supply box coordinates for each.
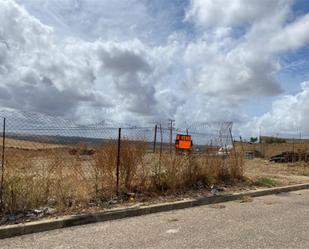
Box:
[0,110,241,216]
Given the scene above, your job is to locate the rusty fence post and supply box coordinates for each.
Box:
[0,117,6,211]
[116,128,121,195]
[169,119,174,154]
[153,125,157,153]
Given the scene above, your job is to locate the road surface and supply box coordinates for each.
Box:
[1,189,309,249]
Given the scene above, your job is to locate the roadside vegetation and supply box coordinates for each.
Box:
[254,177,279,188]
[0,140,244,216]
[1,138,309,225]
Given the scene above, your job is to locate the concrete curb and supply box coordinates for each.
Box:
[1,183,309,239]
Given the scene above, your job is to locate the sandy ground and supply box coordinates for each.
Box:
[244,158,309,185]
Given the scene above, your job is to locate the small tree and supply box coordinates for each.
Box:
[250,137,258,143]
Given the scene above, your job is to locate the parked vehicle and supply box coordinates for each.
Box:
[270,151,309,163]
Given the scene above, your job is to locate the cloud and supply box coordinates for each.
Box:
[183,0,309,116]
[269,14,309,53]
[183,38,282,101]
[0,0,110,117]
[0,0,309,134]
[186,0,289,29]
[15,0,187,44]
[16,0,149,40]
[96,41,157,116]
[242,81,309,137]
[0,0,180,123]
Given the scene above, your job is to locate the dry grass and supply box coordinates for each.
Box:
[236,142,309,188]
[0,141,244,214]
[147,151,243,192]
[3,138,66,150]
[2,148,92,212]
[236,142,309,159]
[244,158,309,186]
[3,140,308,215]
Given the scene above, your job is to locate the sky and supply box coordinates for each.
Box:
[0,0,309,138]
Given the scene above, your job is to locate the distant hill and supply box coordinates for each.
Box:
[4,133,111,148]
[260,136,309,144]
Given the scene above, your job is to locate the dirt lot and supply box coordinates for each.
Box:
[1,138,65,150]
[1,144,309,226]
[244,158,309,186]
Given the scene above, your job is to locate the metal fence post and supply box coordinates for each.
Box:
[239,136,245,155]
[0,117,6,211]
[169,119,174,154]
[153,125,157,153]
[116,128,121,195]
[158,124,163,187]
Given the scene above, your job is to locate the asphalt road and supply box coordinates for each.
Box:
[1,189,309,249]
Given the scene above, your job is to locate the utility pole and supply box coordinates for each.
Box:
[168,119,175,154]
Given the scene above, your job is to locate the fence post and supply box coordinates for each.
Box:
[292,137,295,163]
[116,128,121,195]
[169,119,174,154]
[159,124,163,187]
[0,117,6,211]
[153,125,157,153]
[239,136,245,155]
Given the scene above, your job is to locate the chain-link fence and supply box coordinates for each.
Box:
[0,110,240,215]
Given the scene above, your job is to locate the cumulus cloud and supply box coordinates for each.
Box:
[0,0,108,117]
[183,38,281,101]
[0,0,309,134]
[16,0,149,40]
[15,0,187,44]
[242,81,309,137]
[0,0,182,123]
[269,14,309,53]
[184,0,309,102]
[186,0,289,29]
